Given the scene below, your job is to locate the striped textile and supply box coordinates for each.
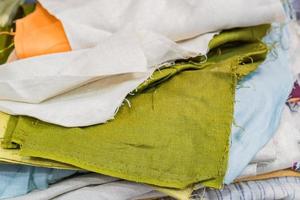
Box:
[191,177,300,200]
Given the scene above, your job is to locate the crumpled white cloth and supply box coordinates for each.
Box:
[38,0,285,50]
[0,29,214,127]
[0,0,285,127]
[238,106,300,177]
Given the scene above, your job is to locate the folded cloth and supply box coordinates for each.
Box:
[256,104,300,174]
[1,25,270,189]
[237,169,300,182]
[0,163,76,199]
[224,24,294,184]
[14,3,214,60]
[0,27,271,182]
[39,0,285,49]
[192,177,300,200]
[10,173,119,200]
[53,182,154,200]
[0,0,284,127]
[10,172,191,200]
[237,105,300,178]
[0,27,215,127]
[10,174,194,200]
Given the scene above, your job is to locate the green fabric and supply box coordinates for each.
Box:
[0,0,35,64]
[2,25,269,189]
[0,26,14,64]
[136,24,270,93]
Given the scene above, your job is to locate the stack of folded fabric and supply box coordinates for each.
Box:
[0,0,299,199]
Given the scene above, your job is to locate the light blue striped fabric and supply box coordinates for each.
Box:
[193,177,300,200]
[0,164,76,199]
[224,24,294,183]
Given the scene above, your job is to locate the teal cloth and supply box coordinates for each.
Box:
[0,163,76,199]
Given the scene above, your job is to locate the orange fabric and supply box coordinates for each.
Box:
[15,3,71,59]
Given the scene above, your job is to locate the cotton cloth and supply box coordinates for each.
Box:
[10,173,193,200]
[0,163,76,199]
[0,29,214,127]
[192,177,300,200]
[38,0,285,50]
[242,105,300,176]
[224,24,294,183]
[6,68,236,189]
[10,173,118,200]
[53,182,155,200]
[1,26,270,189]
[0,0,285,127]
[237,169,300,182]
[238,96,300,177]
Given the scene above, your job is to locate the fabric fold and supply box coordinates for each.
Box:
[0,0,285,127]
[1,26,270,189]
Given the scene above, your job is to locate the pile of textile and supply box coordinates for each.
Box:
[0,0,299,199]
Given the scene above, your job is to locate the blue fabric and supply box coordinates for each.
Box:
[0,164,76,199]
[224,24,294,184]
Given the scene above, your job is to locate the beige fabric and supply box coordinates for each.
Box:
[236,169,300,182]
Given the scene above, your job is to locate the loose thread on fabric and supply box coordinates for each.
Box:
[190,187,207,200]
[240,56,254,65]
[217,48,222,55]
[200,187,207,200]
[0,31,15,36]
[113,98,132,116]
[232,119,245,132]
[236,82,251,90]
[0,43,14,54]
[189,54,208,66]
[151,89,157,111]
[265,23,289,64]
[124,98,131,108]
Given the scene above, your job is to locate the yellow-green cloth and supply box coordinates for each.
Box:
[2,25,269,189]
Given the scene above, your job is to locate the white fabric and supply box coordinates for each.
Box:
[11,173,163,200]
[39,0,285,50]
[256,107,300,174]
[238,164,257,178]
[250,142,276,164]
[0,29,211,127]
[240,107,300,176]
[54,182,154,200]
[11,173,118,200]
[0,0,285,127]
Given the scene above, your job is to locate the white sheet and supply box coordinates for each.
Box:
[0,0,285,127]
